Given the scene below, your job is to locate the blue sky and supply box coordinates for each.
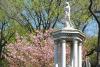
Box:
[84,19,98,37]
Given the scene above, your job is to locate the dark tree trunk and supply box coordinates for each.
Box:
[89,0,100,65]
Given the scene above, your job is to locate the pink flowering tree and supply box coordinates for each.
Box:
[5,30,54,67]
[4,29,87,67]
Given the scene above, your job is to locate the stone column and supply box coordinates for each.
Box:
[61,40,66,67]
[58,43,62,67]
[78,43,82,67]
[54,43,58,67]
[73,39,78,67]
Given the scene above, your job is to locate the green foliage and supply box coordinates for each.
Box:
[92,0,100,11]
[0,59,9,67]
[0,0,65,30]
[9,20,28,36]
[71,0,91,30]
[32,0,64,16]
[84,37,97,51]
[84,37,97,62]
[0,9,6,20]
[29,0,65,29]
[0,19,30,44]
[0,0,24,15]
[0,0,24,24]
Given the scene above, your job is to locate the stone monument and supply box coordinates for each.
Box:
[52,1,85,67]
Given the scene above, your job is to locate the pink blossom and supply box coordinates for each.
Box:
[4,30,87,67]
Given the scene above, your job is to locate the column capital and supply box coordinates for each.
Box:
[79,42,83,46]
[61,39,66,43]
[73,38,78,41]
[54,40,61,45]
[73,37,84,42]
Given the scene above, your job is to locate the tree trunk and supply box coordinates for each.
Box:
[89,0,100,65]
